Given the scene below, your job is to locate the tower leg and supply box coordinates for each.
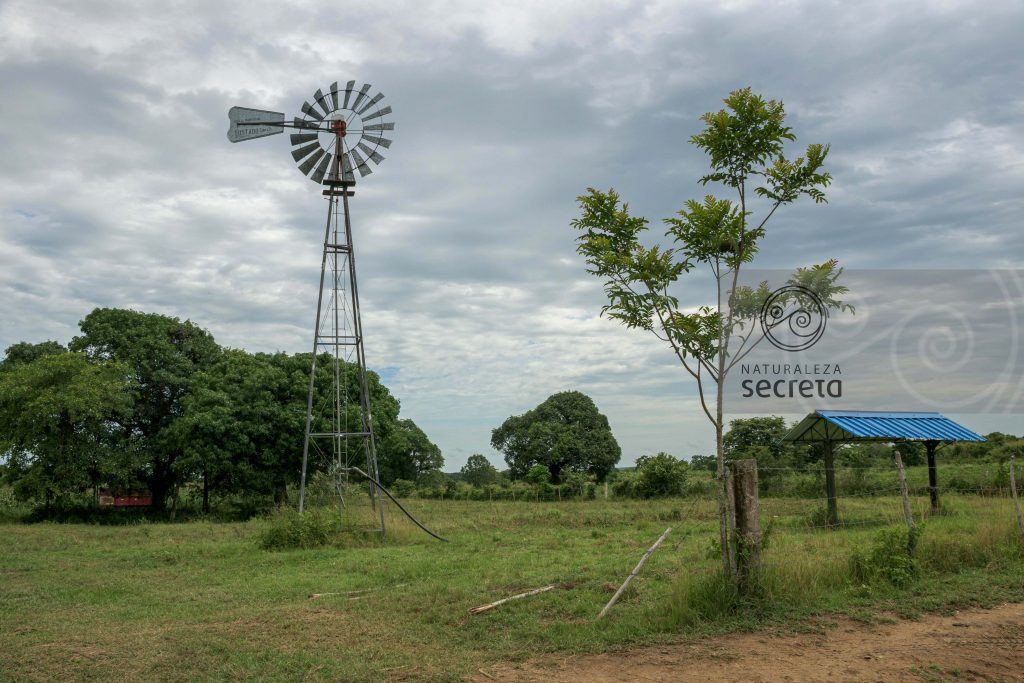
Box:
[297,180,384,533]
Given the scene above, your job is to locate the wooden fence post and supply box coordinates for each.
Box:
[824,439,838,528]
[729,459,761,591]
[926,440,940,511]
[894,450,914,530]
[1010,456,1024,539]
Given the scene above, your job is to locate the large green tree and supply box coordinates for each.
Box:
[0,349,131,508]
[572,88,848,577]
[460,453,499,486]
[491,390,621,483]
[377,418,443,485]
[173,349,404,506]
[724,416,790,466]
[69,308,220,511]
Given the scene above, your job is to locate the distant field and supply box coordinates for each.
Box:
[1,492,1022,682]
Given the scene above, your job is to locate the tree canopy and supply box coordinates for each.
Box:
[460,454,499,487]
[0,349,130,507]
[0,307,440,516]
[378,418,444,485]
[490,390,621,483]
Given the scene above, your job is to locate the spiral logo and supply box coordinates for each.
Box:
[886,270,1024,412]
[759,285,827,352]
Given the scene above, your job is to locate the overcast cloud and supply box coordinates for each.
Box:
[1,0,1022,469]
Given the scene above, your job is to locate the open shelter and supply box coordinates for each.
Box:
[782,410,986,526]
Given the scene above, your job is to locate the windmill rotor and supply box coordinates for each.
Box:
[227,80,395,185]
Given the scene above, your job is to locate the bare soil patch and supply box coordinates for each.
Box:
[478,602,1024,682]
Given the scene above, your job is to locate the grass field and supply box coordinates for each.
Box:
[2,492,1023,682]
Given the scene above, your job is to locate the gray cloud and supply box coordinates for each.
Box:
[1,0,1021,470]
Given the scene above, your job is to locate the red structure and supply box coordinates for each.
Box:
[98,489,152,507]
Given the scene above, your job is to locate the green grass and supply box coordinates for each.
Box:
[1,493,1022,682]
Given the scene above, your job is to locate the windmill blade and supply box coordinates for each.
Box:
[330,82,339,110]
[291,141,322,162]
[293,117,317,129]
[362,134,392,148]
[364,122,395,131]
[350,148,373,177]
[310,152,333,184]
[361,106,392,122]
[342,80,356,109]
[314,89,331,116]
[226,106,285,143]
[351,84,372,112]
[298,148,326,175]
[356,93,384,115]
[301,101,324,121]
[290,132,319,145]
[357,142,385,164]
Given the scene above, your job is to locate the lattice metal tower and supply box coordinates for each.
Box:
[227,81,394,528]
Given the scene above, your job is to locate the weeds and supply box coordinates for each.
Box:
[256,506,344,550]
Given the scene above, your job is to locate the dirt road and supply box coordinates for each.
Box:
[478,602,1024,682]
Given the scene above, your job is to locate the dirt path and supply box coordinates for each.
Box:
[477,602,1024,682]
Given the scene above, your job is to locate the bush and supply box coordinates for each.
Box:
[610,470,638,498]
[849,525,922,587]
[635,453,689,498]
[390,479,417,498]
[257,507,344,551]
[525,464,551,485]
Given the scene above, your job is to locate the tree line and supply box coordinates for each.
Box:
[0,308,443,516]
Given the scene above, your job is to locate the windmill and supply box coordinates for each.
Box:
[227,81,394,530]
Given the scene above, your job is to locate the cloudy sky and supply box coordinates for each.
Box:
[2,0,1022,470]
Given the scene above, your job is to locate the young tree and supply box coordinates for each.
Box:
[571,88,848,577]
[460,453,499,486]
[491,390,621,483]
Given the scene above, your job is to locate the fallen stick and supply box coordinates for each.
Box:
[596,527,672,620]
[469,585,555,614]
[309,583,409,600]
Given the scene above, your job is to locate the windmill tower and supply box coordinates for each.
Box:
[227,81,394,529]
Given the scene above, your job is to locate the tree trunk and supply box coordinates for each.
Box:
[715,389,733,577]
[202,468,210,514]
[274,480,289,507]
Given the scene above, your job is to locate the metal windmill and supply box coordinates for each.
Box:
[227,80,393,529]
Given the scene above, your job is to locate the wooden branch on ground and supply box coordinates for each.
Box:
[469,585,556,615]
[309,584,408,600]
[597,527,672,620]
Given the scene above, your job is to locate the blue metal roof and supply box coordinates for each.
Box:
[783,410,986,443]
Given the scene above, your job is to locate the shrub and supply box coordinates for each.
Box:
[524,464,551,485]
[849,525,922,587]
[390,479,416,498]
[635,453,689,498]
[257,507,344,551]
[610,470,638,498]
